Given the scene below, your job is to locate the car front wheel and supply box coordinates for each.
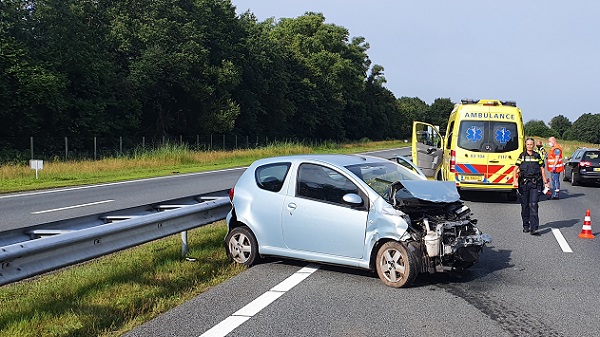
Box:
[375,241,417,288]
[226,226,259,267]
[571,171,579,186]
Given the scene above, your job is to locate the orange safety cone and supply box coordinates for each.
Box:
[578,209,595,239]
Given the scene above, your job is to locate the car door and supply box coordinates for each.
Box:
[282,163,368,259]
[564,150,576,177]
[412,121,444,178]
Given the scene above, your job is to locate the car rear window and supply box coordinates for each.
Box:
[583,151,600,164]
[457,121,519,153]
[255,163,291,192]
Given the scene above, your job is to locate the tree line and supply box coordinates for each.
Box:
[1,0,596,161]
[524,114,600,144]
[0,0,452,155]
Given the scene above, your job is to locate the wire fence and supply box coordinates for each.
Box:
[0,134,330,164]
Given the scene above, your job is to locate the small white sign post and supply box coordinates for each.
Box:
[29,159,44,179]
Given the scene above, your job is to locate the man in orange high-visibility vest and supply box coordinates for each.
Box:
[546,137,564,199]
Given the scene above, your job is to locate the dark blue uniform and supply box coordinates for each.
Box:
[515,151,544,232]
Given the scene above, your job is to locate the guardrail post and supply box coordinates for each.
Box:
[181,231,188,257]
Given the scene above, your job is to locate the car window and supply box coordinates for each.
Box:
[255,162,291,192]
[584,151,600,164]
[296,163,359,204]
[573,150,583,160]
[457,121,518,153]
[446,121,455,150]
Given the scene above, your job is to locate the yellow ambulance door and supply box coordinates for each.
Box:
[412,121,444,178]
[454,119,489,183]
[442,119,456,181]
[484,120,521,186]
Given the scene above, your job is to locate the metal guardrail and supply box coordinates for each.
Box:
[0,193,231,286]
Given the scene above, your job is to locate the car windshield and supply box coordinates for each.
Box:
[346,161,423,197]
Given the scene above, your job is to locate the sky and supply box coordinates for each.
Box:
[231,0,599,124]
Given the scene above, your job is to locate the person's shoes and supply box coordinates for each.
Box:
[523,227,531,233]
[530,230,541,236]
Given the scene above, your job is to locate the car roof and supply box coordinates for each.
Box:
[252,154,389,167]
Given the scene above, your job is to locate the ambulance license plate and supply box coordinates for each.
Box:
[462,175,483,182]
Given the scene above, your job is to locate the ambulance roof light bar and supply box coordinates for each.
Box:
[460,99,517,107]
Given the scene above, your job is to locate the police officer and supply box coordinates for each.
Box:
[514,138,550,235]
[535,140,548,160]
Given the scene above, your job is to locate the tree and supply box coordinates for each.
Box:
[427,98,454,134]
[109,0,244,138]
[549,115,571,138]
[395,97,428,139]
[524,120,554,138]
[563,113,600,143]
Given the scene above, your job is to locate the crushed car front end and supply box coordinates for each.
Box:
[388,180,491,274]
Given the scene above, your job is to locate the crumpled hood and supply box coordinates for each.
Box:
[394,180,460,203]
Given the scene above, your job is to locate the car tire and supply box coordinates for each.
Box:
[226,226,260,267]
[563,171,569,182]
[571,171,579,186]
[375,241,417,288]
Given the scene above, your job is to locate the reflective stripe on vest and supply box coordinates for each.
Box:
[547,145,564,172]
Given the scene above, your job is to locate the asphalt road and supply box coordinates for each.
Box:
[0,167,246,231]
[2,148,599,336]
[124,181,600,337]
[0,149,408,231]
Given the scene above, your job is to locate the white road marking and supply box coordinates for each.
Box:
[551,228,573,253]
[31,200,115,214]
[199,264,320,337]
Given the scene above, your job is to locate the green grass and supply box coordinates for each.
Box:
[0,140,408,194]
[0,222,242,337]
[0,139,407,337]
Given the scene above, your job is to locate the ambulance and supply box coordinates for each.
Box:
[412,99,524,200]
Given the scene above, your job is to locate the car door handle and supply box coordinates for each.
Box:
[287,203,297,211]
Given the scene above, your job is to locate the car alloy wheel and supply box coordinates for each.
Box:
[571,171,579,186]
[375,241,417,288]
[226,226,259,266]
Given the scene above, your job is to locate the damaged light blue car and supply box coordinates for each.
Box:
[226,154,491,288]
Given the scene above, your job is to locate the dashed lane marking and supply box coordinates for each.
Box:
[551,228,573,253]
[31,200,115,214]
[199,264,320,337]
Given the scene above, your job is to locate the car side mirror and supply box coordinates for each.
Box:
[342,193,363,206]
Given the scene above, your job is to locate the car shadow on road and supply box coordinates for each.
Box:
[459,191,517,204]
[412,246,513,287]
[261,245,513,288]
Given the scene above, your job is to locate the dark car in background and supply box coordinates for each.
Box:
[563,148,600,186]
